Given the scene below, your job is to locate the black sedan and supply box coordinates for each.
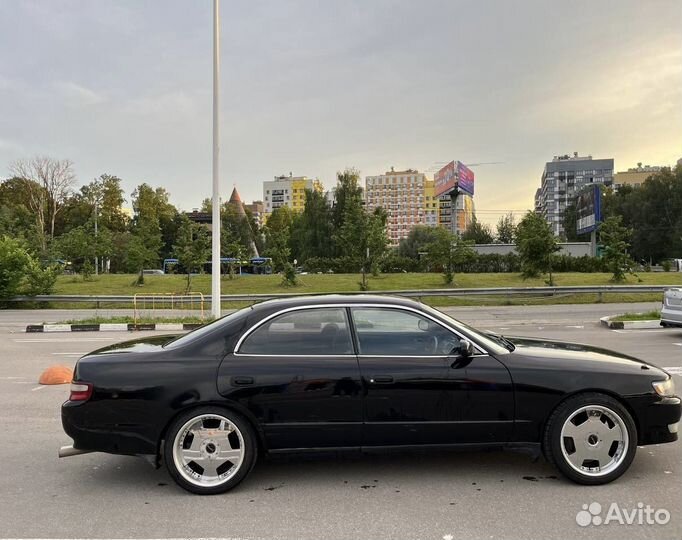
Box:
[60,295,680,494]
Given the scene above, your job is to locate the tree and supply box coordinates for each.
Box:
[515,211,560,283]
[131,183,179,260]
[365,207,389,277]
[599,216,634,282]
[127,219,163,284]
[331,168,364,256]
[461,216,494,244]
[54,226,96,277]
[0,236,59,299]
[425,228,476,284]
[0,177,42,252]
[603,166,682,263]
[0,236,32,299]
[397,225,442,260]
[264,207,293,272]
[294,189,333,261]
[9,157,76,251]
[173,217,211,291]
[495,213,517,244]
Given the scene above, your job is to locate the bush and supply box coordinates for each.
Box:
[379,254,421,273]
[0,236,59,300]
[24,261,61,295]
[662,260,672,272]
[303,256,363,273]
[281,263,297,287]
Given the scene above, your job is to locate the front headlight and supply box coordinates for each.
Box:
[652,378,676,397]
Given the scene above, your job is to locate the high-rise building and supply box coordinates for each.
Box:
[243,200,264,228]
[534,152,614,237]
[423,179,439,227]
[613,163,662,190]
[365,168,428,245]
[262,173,322,216]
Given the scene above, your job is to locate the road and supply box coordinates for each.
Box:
[0,303,680,540]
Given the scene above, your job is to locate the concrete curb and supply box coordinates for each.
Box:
[599,316,661,330]
[25,323,203,333]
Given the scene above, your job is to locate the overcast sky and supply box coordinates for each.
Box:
[1,0,680,224]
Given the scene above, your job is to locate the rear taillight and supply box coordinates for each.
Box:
[69,382,93,402]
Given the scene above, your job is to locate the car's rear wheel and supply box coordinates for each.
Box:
[544,393,637,485]
[164,407,256,494]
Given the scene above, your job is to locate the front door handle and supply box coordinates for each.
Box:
[369,375,393,384]
[231,376,254,386]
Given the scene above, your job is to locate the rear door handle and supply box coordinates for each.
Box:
[369,376,393,384]
[231,376,254,386]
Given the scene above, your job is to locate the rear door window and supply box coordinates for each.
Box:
[239,308,353,355]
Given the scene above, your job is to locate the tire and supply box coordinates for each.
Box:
[543,393,637,485]
[164,406,257,494]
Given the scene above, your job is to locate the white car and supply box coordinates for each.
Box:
[661,288,682,328]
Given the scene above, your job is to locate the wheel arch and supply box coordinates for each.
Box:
[155,400,267,467]
[540,388,641,453]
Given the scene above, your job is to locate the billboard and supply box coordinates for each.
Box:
[434,160,475,198]
[456,161,475,196]
[434,161,457,197]
[576,185,602,235]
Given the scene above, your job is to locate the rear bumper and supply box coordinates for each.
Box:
[661,306,682,327]
[62,400,157,456]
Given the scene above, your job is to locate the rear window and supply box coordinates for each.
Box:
[163,307,251,349]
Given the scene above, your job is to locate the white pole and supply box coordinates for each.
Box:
[211,0,221,318]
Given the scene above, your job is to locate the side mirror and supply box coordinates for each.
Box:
[459,339,474,358]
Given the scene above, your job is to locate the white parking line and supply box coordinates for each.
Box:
[31,386,45,391]
[566,325,584,329]
[14,338,114,343]
[663,367,682,376]
[613,329,669,333]
[51,352,87,356]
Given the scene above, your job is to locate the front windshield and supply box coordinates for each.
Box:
[163,306,252,349]
[420,304,512,355]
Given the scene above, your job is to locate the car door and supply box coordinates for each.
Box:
[350,306,513,446]
[217,307,363,450]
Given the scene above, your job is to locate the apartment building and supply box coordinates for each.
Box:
[364,168,428,245]
[262,173,322,215]
[613,163,662,190]
[534,152,614,237]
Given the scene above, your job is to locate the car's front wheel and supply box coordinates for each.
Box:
[544,393,637,485]
[164,407,257,494]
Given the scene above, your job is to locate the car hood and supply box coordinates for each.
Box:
[503,335,659,371]
[84,334,180,356]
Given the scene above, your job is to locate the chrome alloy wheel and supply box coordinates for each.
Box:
[560,405,629,477]
[172,413,245,487]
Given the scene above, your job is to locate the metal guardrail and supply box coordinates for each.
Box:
[6,285,674,304]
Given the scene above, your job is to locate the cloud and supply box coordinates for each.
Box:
[55,81,106,106]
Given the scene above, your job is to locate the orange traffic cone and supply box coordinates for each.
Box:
[39,365,73,385]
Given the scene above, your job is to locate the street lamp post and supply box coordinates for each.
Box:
[211,0,221,319]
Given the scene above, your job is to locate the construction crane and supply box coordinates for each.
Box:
[425,161,504,172]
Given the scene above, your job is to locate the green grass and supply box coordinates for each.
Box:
[11,272,677,310]
[611,310,661,322]
[53,272,682,296]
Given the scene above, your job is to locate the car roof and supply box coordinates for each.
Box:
[249,294,424,313]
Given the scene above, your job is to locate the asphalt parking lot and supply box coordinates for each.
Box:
[0,303,680,540]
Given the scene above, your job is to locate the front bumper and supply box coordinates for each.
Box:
[637,395,682,446]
